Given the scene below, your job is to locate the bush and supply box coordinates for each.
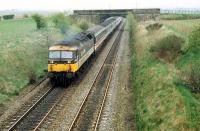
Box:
[180,62,200,91]
[150,35,184,62]
[126,12,137,43]
[23,14,29,18]
[3,14,15,20]
[146,23,163,32]
[52,13,70,34]
[78,21,89,31]
[28,71,36,84]
[188,25,200,52]
[32,14,47,29]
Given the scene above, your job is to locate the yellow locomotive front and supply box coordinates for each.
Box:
[47,42,80,86]
[48,45,79,73]
[48,32,95,85]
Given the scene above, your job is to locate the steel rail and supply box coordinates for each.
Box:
[8,87,53,131]
[33,90,65,131]
[94,30,121,131]
[68,22,124,131]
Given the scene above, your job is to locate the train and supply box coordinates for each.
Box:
[48,17,123,85]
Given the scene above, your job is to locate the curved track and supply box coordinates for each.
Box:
[4,21,124,131]
[68,22,124,131]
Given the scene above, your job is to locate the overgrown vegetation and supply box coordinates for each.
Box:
[78,20,89,31]
[128,15,200,130]
[180,62,200,90]
[32,14,47,29]
[146,23,163,32]
[150,35,184,62]
[0,14,83,103]
[188,25,200,52]
[177,25,200,92]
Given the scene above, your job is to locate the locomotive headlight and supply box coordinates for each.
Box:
[50,60,54,64]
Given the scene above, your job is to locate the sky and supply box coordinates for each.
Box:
[0,0,200,11]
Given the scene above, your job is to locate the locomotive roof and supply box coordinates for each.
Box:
[49,17,119,51]
[49,32,90,50]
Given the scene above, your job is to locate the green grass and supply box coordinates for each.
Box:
[0,18,81,103]
[176,51,200,70]
[128,17,200,130]
[176,85,200,129]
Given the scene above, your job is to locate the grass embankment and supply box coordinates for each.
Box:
[0,18,82,103]
[128,14,200,130]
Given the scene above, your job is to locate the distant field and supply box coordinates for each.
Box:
[160,19,200,36]
[0,18,81,103]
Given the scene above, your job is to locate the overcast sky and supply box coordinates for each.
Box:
[0,0,200,11]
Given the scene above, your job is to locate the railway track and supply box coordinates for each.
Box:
[68,22,124,131]
[7,87,65,131]
[0,78,49,129]
[2,21,124,131]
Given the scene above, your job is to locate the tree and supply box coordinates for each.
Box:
[52,13,70,34]
[3,14,14,20]
[32,14,47,29]
[23,14,29,18]
[79,21,89,31]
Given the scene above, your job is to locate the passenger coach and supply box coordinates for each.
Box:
[48,17,122,85]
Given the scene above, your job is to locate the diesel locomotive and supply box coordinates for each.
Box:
[48,17,122,85]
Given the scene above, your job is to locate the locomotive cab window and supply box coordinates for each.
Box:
[61,51,73,59]
[87,34,93,40]
[49,51,75,59]
[49,51,60,59]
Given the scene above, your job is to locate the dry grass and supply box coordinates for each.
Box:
[160,19,200,36]
[132,21,199,130]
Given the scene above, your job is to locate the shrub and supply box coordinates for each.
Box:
[23,14,29,18]
[126,12,137,43]
[32,14,47,29]
[180,62,200,91]
[52,13,70,34]
[3,14,15,20]
[28,71,36,84]
[150,35,184,62]
[188,25,200,52]
[78,20,89,31]
[146,23,163,32]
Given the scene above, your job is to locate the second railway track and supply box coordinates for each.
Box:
[2,20,124,131]
[68,22,124,131]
